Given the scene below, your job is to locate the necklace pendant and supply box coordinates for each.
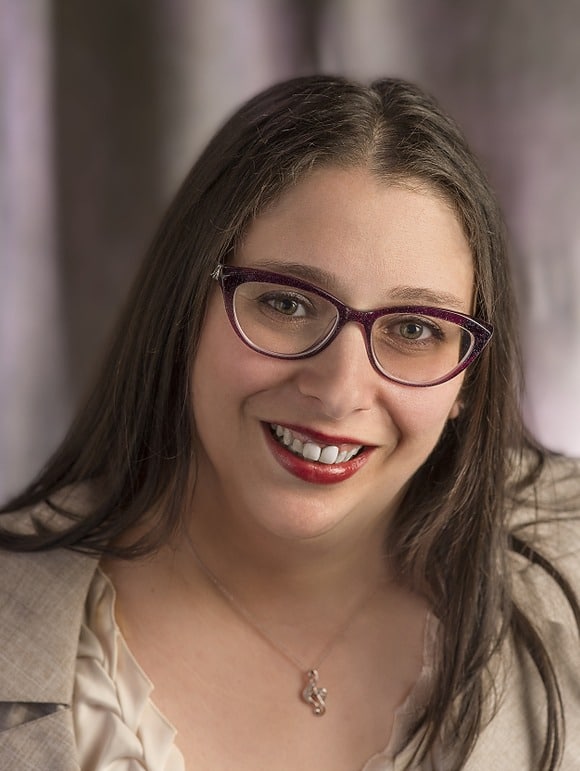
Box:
[302,669,327,716]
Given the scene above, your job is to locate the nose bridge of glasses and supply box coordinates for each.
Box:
[335,303,381,348]
[325,304,378,371]
[340,302,379,329]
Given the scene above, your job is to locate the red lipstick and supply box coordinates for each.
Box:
[263,424,371,484]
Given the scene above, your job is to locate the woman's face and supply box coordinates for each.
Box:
[191,167,474,545]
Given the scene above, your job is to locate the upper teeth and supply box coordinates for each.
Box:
[271,424,362,464]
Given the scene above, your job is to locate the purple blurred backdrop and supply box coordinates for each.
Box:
[2,0,580,498]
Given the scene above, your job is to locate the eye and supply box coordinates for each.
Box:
[374,314,446,350]
[259,291,313,318]
[397,320,434,341]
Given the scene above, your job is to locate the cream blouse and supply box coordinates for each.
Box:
[73,569,437,770]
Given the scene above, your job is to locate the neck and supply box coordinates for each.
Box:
[102,496,427,722]
[182,501,392,612]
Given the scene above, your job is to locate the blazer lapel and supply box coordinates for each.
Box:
[0,708,80,771]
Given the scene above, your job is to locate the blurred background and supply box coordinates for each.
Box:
[1,0,580,499]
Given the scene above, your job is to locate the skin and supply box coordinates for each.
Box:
[105,165,475,769]
[189,166,472,585]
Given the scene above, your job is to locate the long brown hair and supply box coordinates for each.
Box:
[1,75,577,769]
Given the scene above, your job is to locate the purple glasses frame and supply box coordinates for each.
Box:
[211,264,494,387]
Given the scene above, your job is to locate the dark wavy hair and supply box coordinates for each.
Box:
[2,75,578,769]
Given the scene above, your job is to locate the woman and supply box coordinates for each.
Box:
[1,75,579,770]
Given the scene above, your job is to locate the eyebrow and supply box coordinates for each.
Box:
[252,260,335,287]
[250,259,468,310]
[386,286,468,309]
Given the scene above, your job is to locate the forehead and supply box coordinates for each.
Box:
[236,166,474,310]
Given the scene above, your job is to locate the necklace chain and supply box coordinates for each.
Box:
[184,530,384,716]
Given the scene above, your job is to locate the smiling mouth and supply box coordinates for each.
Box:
[269,424,364,465]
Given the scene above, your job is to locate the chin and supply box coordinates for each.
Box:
[244,488,392,545]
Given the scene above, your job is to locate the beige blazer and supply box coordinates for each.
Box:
[0,546,97,770]
[1,484,580,769]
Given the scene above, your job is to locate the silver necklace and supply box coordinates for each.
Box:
[185,531,384,716]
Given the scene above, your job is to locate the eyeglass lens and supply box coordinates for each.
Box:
[232,280,474,385]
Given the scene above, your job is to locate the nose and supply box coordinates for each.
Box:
[294,323,378,420]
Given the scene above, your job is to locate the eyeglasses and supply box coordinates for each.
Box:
[211,264,493,387]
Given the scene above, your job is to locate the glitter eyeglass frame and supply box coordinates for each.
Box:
[211,264,493,387]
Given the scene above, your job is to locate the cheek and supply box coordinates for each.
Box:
[387,379,464,440]
[191,295,239,419]
[191,294,284,412]
[193,288,255,382]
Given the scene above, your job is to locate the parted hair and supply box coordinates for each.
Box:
[2,75,578,769]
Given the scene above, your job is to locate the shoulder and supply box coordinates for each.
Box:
[507,454,580,686]
[0,543,97,608]
[0,545,93,769]
[467,454,580,769]
[0,488,101,651]
[509,453,580,616]
[0,494,100,768]
[0,504,99,704]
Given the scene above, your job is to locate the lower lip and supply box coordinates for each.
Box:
[263,425,371,484]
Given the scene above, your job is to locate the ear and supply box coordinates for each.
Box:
[448,399,463,420]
